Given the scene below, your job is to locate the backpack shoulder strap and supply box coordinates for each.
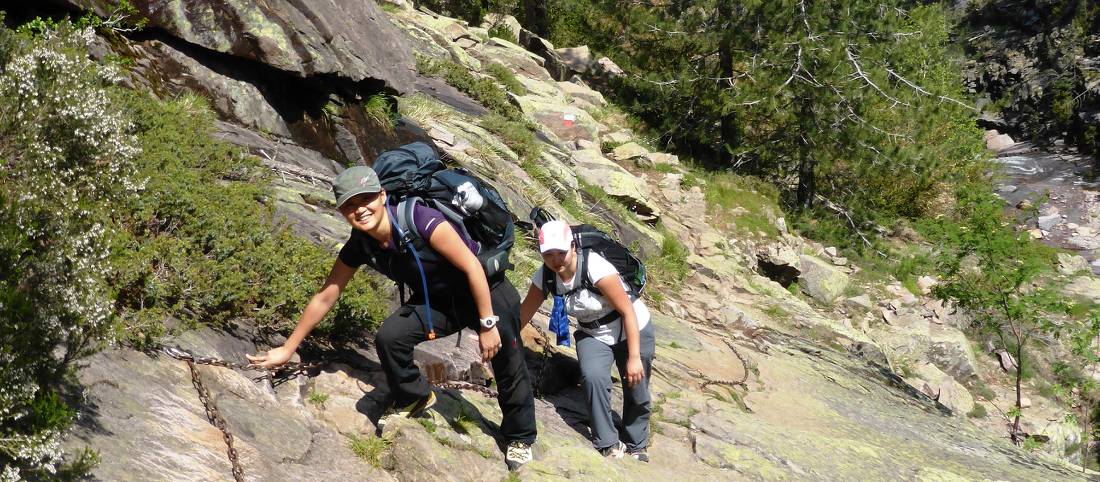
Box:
[540,265,555,300]
[573,248,598,296]
[396,198,436,257]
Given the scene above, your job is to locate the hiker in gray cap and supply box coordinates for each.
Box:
[248,164,536,471]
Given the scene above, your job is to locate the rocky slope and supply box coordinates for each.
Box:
[44,1,1100,480]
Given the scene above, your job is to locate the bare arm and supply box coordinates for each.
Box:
[519,281,546,327]
[247,259,358,368]
[428,221,500,362]
[428,222,493,319]
[596,274,643,387]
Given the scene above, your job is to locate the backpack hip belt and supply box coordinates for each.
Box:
[577,310,622,330]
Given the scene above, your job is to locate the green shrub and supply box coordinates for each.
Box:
[480,113,540,164]
[967,404,988,419]
[110,92,389,340]
[417,418,438,433]
[485,62,527,95]
[363,94,397,133]
[416,56,524,122]
[487,24,518,44]
[0,19,139,479]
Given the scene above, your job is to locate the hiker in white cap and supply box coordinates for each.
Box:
[518,220,655,462]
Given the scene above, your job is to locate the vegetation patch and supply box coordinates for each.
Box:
[348,434,390,468]
[307,391,330,407]
[485,62,527,95]
[486,24,518,44]
[481,113,541,164]
[110,92,389,344]
[363,94,397,134]
[416,55,524,122]
[703,171,782,239]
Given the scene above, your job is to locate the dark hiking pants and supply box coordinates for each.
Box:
[374,278,537,444]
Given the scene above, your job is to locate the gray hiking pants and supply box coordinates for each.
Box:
[575,321,655,452]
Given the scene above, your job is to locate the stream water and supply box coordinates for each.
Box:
[994,142,1100,275]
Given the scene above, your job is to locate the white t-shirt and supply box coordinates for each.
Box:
[529,252,651,346]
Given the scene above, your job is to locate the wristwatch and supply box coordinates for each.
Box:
[479,315,499,330]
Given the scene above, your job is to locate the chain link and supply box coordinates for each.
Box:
[184,360,245,482]
[528,323,554,399]
[434,380,499,398]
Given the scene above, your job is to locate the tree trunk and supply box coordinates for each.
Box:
[1012,340,1023,444]
[795,96,815,209]
[522,0,550,39]
[717,0,740,169]
[1082,403,1090,472]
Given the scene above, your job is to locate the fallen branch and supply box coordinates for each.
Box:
[814,194,892,259]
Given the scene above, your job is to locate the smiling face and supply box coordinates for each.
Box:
[541,244,576,277]
[338,190,386,233]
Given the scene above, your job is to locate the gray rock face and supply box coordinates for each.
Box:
[65,0,417,89]
[131,39,293,137]
[65,329,391,482]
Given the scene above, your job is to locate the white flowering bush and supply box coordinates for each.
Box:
[0,18,138,480]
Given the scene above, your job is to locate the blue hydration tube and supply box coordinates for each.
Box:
[389,209,436,340]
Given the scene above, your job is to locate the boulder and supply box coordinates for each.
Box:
[986,132,1015,151]
[936,376,975,416]
[595,57,625,78]
[571,150,660,218]
[69,0,418,89]
[557,80,606,106]
[886,284,920,306]
[515,75,568,102]
[916,276,938,295]
[1037,214,1062,231]
[574,139,599,151]
[135,40,291,137]
[646,152,680,166]
[844,295,874,311]
[905,362,973,415]
[470,38,553,81]
[925,325,979,381]
[1064,276,1100,303]
[603,130,634,145]
[518,29,569,80]
[611,142,649,161]
[1056,253,1090,275]
[481,14,522,41]
[797,255,851,304]
[554,45,594,74]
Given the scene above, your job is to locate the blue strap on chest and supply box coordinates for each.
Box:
[390,208,435,340]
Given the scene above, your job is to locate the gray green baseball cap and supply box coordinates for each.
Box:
[332,166,382,208]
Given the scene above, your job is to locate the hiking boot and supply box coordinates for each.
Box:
[378,391,437,430]
[394,391,436,418]
[628,448,649,463]
[505,441,533,471]
[599,441,626,458]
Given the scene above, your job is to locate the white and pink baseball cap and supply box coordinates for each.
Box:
[538,220,573,253]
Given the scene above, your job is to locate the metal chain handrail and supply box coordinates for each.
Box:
[183,359,245,482]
